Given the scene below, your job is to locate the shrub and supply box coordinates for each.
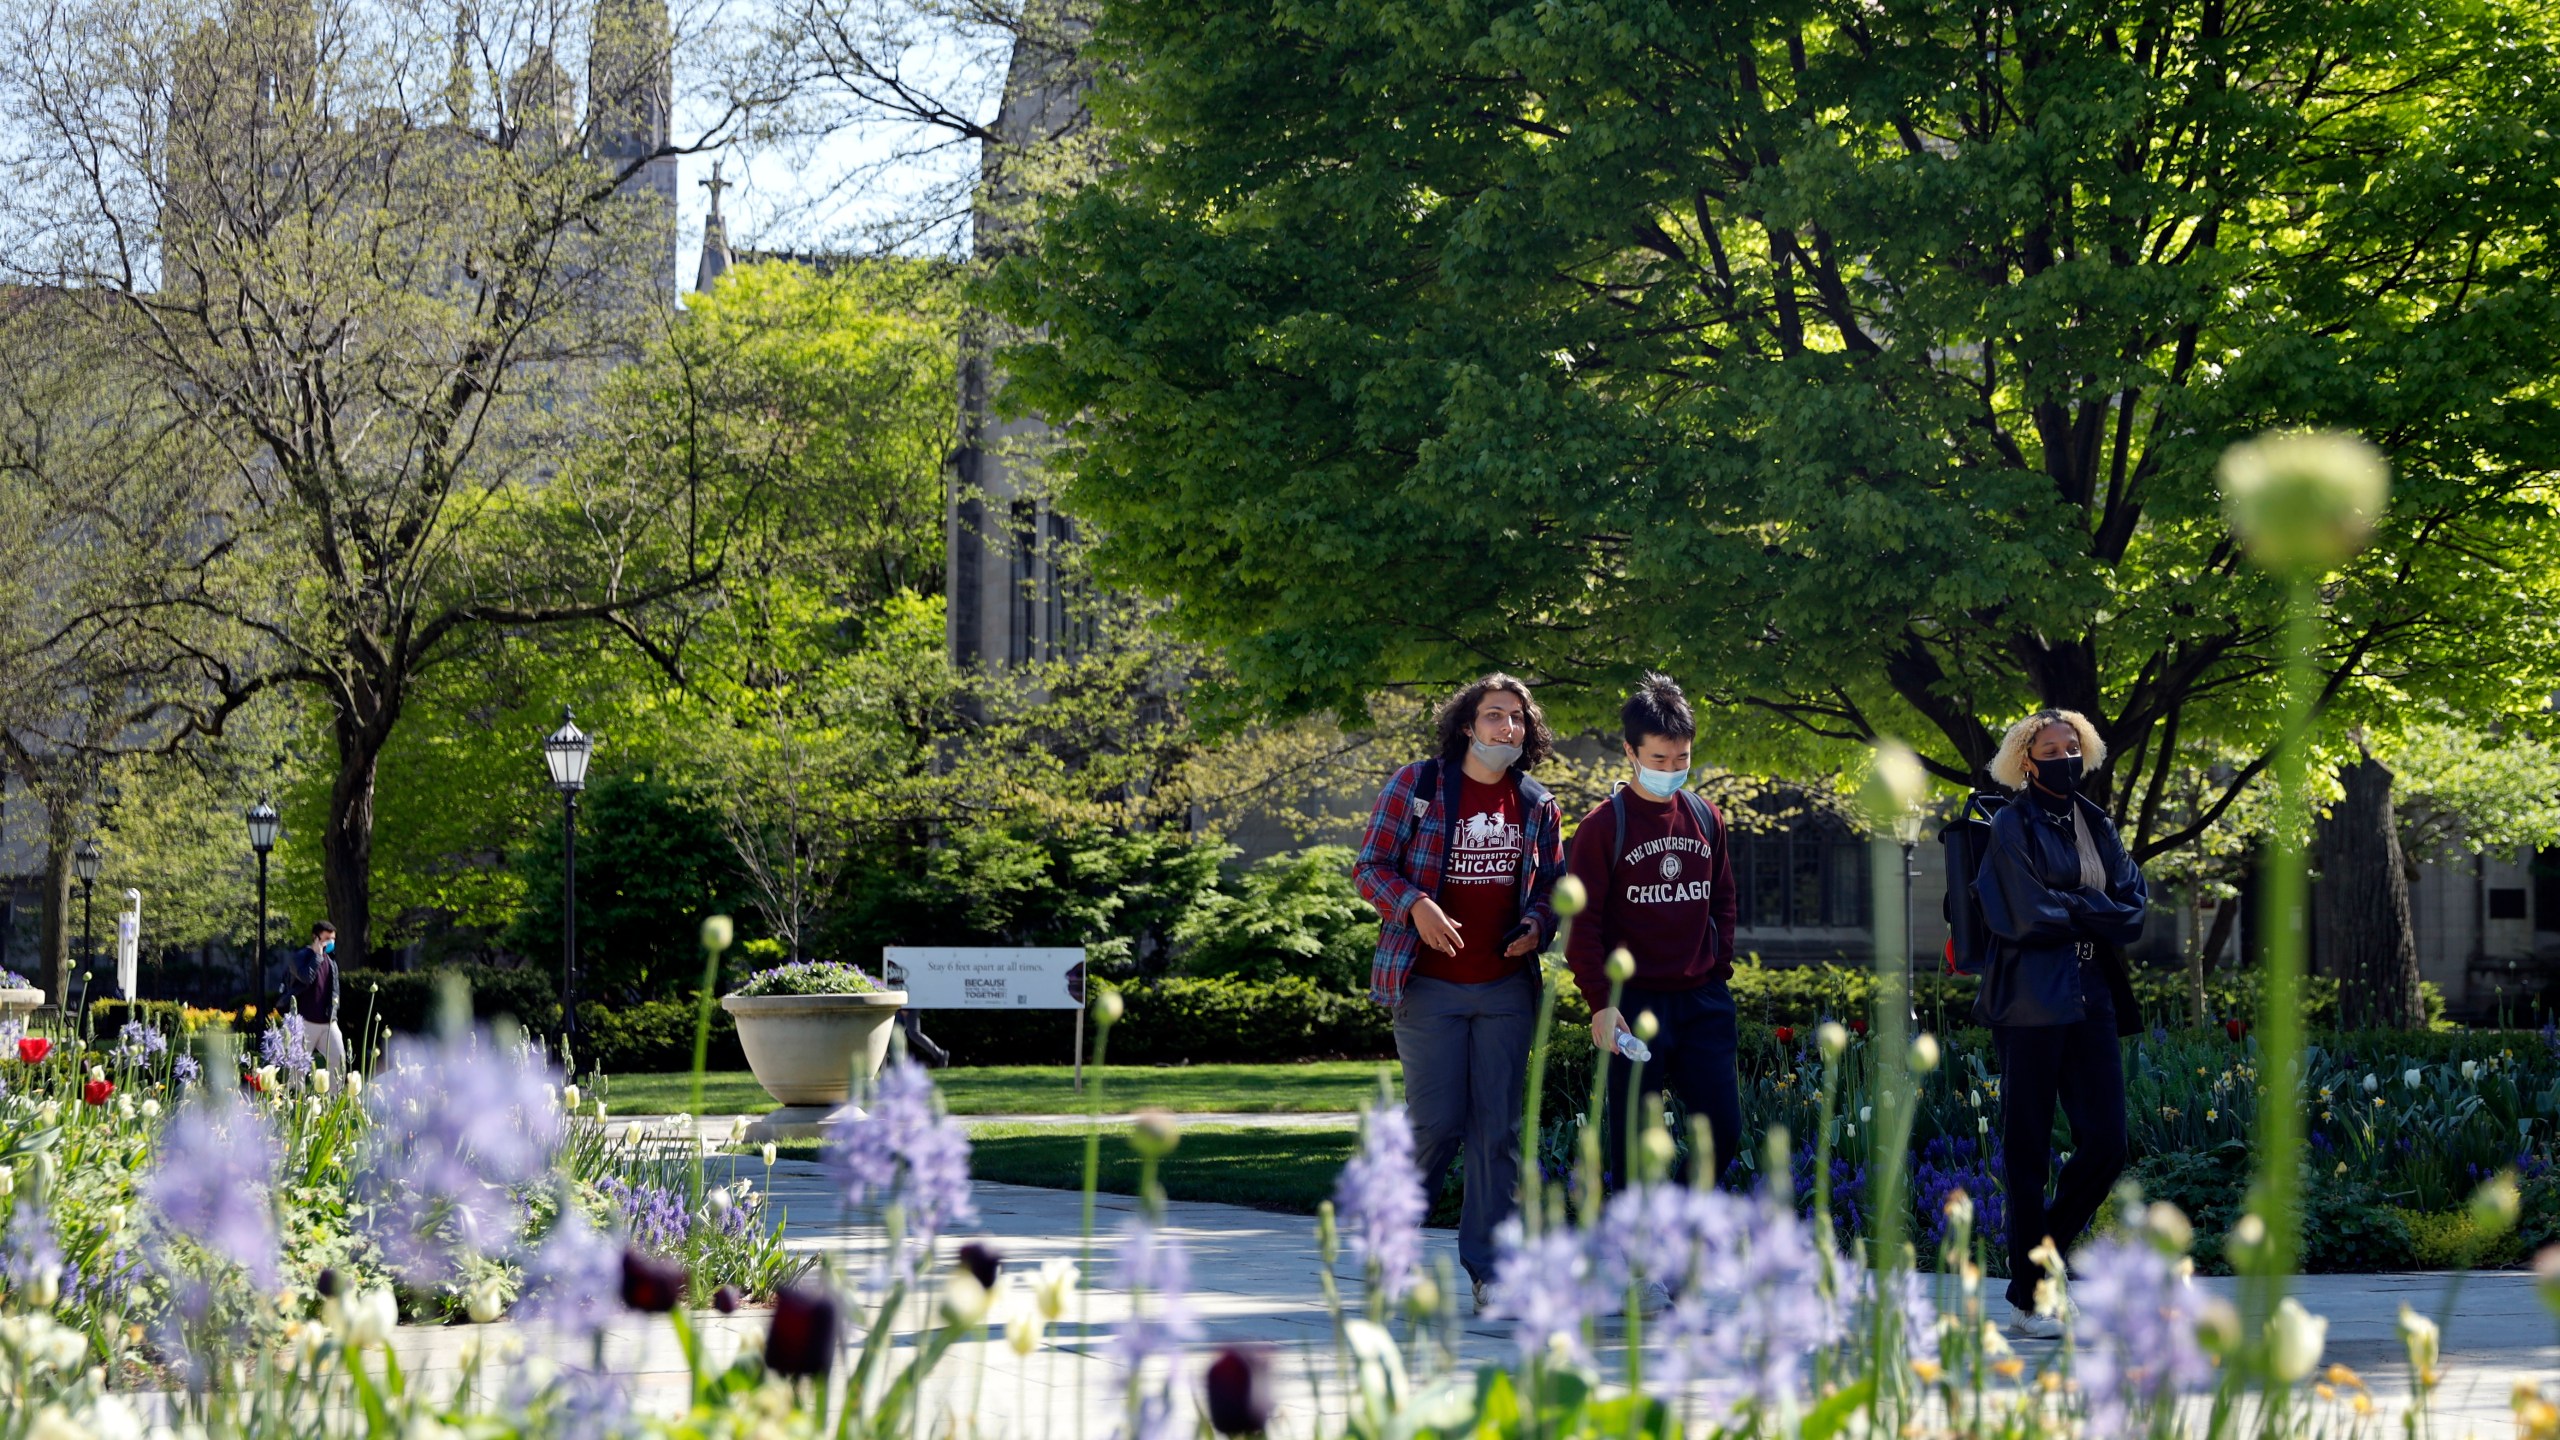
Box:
[1173,846,1376,993]
[508,770,751,1001]
[350,965,561,1036]
[1722,958,2444,1031]
[572,998,743,1075]
[728,961,881,998]
[918,975,1394,1066]
[2395,1206,2524,1269]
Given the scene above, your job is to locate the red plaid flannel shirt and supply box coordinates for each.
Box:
[1352,758,1565,1008]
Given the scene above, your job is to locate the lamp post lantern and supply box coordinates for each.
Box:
[247,797,279,1003]
[72,837,103,1012]
[1889,803,1927,1029]
[543,708,593,1048]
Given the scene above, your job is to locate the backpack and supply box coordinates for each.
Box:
[1938,792,2008,975]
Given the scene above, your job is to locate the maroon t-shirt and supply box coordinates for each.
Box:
[1562,789,1737,1010]
[1419,773,1526,984]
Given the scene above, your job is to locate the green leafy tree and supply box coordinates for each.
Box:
[1172,846,1376,994]
[994,0,2560,868]
[509,770,749,1002]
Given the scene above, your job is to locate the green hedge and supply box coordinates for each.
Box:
[920,976,1394,1066]
[570,999,743,1075]
[1721,959,2446,1031]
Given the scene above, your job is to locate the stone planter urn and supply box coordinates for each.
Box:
[0,987,39,1023]
[721,990,907,1142]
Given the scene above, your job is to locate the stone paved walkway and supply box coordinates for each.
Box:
[362,1157,2560,1437]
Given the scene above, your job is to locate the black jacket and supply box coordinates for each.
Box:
[1970,793,2148,1029]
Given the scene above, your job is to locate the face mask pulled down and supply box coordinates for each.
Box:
[1468,739,1524,772]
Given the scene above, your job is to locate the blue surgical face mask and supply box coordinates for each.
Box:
[1634,764,1689,799]
[321,939,335,955]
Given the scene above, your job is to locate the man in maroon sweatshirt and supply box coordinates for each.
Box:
[1564,673,1741,1196]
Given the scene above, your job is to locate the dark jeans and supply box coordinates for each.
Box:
[1601,980,1743,1192]
[1993,980,2128,1310]
[1395,969,1538,1283]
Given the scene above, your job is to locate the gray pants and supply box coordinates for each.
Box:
[1393,970,1537,1283]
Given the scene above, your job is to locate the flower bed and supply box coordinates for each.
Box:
[0,1001,805,1430]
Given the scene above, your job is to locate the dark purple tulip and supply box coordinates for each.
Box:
[713,1284,742,1314]
[765,1284,840,1378]
[957,1242,1003,1290]
[620,1250,688,1313]
[315,1267,342,1299]
[1204,1344,1275,1435]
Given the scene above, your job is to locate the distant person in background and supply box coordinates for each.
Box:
[279,920,347,1074]
[1355,673,1566,1315]
[1973,707,2148,1339]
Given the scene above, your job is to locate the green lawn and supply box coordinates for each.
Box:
[761,1123,1364,1215]
[602,1062,1399,1118]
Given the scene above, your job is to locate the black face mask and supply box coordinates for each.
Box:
[2030,752,2085,797]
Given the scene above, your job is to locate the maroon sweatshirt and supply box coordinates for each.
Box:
[1563,789,1738,1010]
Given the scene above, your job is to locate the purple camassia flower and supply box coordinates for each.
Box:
[520,1206,624,1346]
[826,1058,974,1283]
[115,1021,168,1068]
[1489,1218,1613,1364]
[63,1248,143,1308]
[1332,1103,1428,1302]
[140,1096,282,1289]
[362,1025,566,1280]
[1111,1220,1199,1440]
[3,1197,62,1300]
[261,1016,312,1081]
[1110,1218,1201,1368]
[173,1054,202,1088]
[2069,1235,2214,1433]
[591,1177,743,1254]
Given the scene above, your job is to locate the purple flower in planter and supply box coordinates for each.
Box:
[172,1054,201,1088]
[2069,1235,2215,1433]
[140,1095,282,1288]
[826,1058,974,1285]
[1332,1103,1428,1302]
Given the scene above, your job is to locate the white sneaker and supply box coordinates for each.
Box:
[1470,1278,1496,1317]
[2006,1302,2064,1340]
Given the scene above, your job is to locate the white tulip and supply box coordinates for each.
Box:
[2404,1068,2423,1090]
[2268,1297,2327,1382]
[312,1068,331,1094]
[1031,1258,1078,1322]
[336,1286,398,1350]
[2362,1073,2379,1094]
[2397,1303,2440,1379]
[761,1142,778,1168]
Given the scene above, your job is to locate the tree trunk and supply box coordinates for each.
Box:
[322,716,384,970]
[2190,895,2239,1029]
[2314,754,2425,1030]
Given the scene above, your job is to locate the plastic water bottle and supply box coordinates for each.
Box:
[1615,1029,1651,1063]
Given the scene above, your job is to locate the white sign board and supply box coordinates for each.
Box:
[883,947,1086,1011]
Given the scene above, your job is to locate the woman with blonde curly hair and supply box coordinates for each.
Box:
[1972,708,2149,1339]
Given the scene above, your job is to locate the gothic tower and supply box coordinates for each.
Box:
[586,0,678,289]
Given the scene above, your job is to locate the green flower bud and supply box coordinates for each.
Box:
[700,915,735,955]
[1552,874,1587,917]
[2217,429,2389,575]
[1605,949,1635,984]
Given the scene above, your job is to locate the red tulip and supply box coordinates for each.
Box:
[16,1037,49,1064]
[1849,1019,1869,1037]
[82,1078,112,1107]
[765,1284,840,1378]
[1775,1026,1796,1045]
[2224,1018,2246,1042]
[1204,1345,1277,1435]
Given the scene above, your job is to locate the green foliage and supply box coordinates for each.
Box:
[572,998,744,1077]
[995,0,2560,869]
[346,966,560,1039]
[1173,845,1376,992]
[834,819,1227,976]
[508,770,749,1000]
[2396,1206,2527,1269]
[726,961,882,998]
[925,975,1395,1066]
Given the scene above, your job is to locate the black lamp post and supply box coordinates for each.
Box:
[543,708,593,1046]
[72,837,103,1009]
[1890,804,1926,1029]
[247,797,279,1000]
